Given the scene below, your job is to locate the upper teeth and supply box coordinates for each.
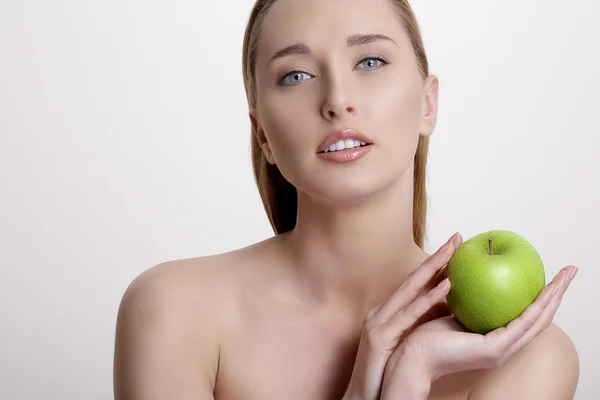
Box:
[324,139,367,153]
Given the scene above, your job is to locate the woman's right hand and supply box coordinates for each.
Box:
[342,232,463,400]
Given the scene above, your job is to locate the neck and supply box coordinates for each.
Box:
[281,170,429,315]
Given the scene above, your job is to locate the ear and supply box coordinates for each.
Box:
[249,109,276,165]
[419,75,439,137]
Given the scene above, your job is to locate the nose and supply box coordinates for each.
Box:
[321,82,356,121]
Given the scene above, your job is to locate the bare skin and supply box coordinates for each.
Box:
[114,0,579,398]
[114,238,578,400]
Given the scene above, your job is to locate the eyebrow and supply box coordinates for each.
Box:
[268,33,397,65]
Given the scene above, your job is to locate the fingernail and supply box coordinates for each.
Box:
[453,233,462,245]
[568,266,578,282]
[442,233,457,250]
[439,277,451,290]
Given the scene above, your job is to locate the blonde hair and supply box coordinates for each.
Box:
[242,0,430,248]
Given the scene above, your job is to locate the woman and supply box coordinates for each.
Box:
[113,0,579,398]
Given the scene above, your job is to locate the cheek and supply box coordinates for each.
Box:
[257,94,316,184]
[258,87,319,157]
[362,75,424,169]
[261,100,304,157]
[364,75,423,138]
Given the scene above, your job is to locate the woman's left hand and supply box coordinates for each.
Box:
[379,264,577,399]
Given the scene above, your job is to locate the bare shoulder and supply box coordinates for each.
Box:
[113,242,270,399]
[118,249,242,313]
[468,323,579,400]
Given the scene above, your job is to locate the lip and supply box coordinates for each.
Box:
[317,145,373,163]
[317,128,374,154]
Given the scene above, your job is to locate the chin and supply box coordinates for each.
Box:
[281,153,414,206]
[299,171,399,206]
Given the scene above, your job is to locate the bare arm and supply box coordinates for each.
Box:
[468,323,579,400]
[113,261,221,400]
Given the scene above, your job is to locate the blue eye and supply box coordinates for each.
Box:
[280,71,312,86]
[359,56,387,70]
[278,56,389,85]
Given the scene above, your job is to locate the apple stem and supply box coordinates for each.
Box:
[488,237,494,256]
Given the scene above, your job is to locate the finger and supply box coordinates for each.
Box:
[383,277,452,342]
[503,266,577,359]
[375,233,462,322]
[398,301,453,342]
[370,263,449,318]
[420,264,448,296]
[484,266,572,350]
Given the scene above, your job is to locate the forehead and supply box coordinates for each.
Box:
[257,0,410,60]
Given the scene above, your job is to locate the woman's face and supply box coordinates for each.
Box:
[251,0,438,204]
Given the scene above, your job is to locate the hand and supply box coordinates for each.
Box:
[380,254,577,399]
[342,232,461,400]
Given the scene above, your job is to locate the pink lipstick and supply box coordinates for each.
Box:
[316,128,373,163]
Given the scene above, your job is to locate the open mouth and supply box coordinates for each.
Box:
[319,140,372,154]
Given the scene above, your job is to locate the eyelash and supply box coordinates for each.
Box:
[278,55,390,86]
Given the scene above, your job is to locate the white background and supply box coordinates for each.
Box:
[1,0,598,398]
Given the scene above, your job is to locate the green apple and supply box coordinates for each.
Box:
[446,230,546,334]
